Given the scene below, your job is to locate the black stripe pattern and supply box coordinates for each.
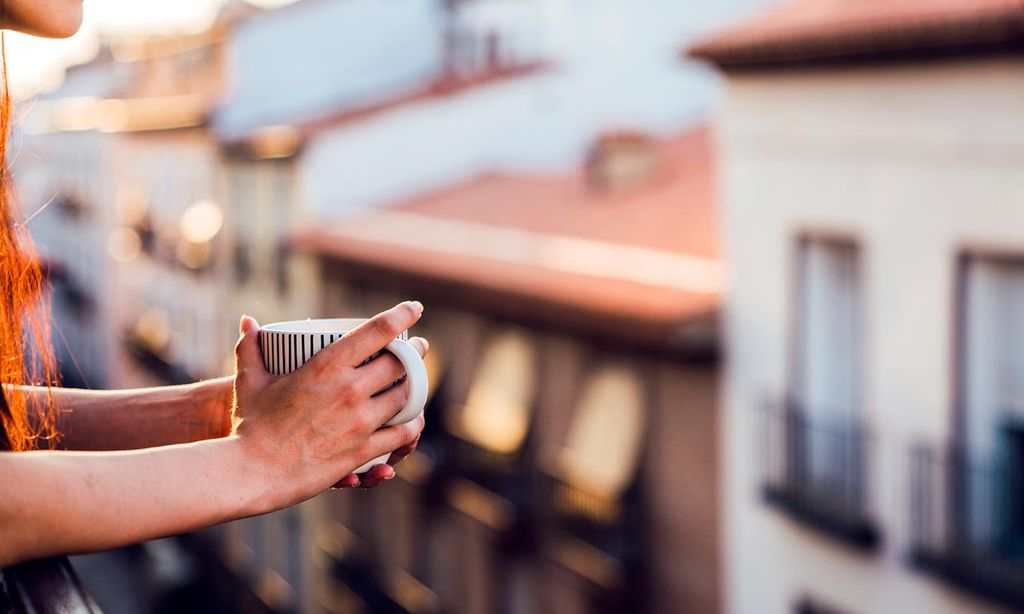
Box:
[259,327,405,375]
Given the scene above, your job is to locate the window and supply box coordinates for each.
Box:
[272,167,293,298]
[448,329,536,454]
[556,362,645,509]
[231,165,257,285]
[795,238,862,421]
[959,256,1024,557]
[908,255,1024,609]
[761,237,876,549]
[962,257,1024,459]
[543,361,646,609]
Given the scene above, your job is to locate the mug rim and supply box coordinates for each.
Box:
[261,318,369,333]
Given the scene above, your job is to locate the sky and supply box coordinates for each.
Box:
[5,0,294,98]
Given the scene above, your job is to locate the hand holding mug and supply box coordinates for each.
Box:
[230,301,429,506]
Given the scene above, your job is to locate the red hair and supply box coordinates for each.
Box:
[0,30,59,451]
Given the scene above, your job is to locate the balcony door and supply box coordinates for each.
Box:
[961,256,1024,551]
[793,238,863,499]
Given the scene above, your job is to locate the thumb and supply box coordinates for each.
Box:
[235,315,269,389]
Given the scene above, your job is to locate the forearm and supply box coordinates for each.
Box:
[0,436,282,567]
[20,378,234,450]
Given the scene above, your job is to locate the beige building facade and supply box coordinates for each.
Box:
[691,2,1024,613]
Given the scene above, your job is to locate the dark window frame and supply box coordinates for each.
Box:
[907,249,1024,610]
[761,232,881,551]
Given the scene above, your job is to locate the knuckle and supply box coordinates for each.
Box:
[400,301,419,320]
[303,352,332,376]
[339,382,361,406]
[353,444,373,465]
[370,315,396,338]
[384,352,403,373]
[349,410,373,434]
[403,415,424,440]
[411,337,429,357]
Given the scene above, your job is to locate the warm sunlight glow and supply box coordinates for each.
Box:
[5,0,303,97]
[557,363,645,498]
[107,228,142,263]
[179,200,224,244]
[455,330,536,454]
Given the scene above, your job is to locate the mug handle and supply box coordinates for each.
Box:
[381,338,429,426]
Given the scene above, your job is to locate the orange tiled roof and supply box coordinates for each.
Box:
[293,128,721,347]
[688,0,1024,68]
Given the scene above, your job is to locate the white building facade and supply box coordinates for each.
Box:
[692,3,1024,613]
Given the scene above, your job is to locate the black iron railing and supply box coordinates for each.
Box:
[544,473,642,566]
[540,468,644,611]
[441,416,535,547]
[760,401,880,550]
[0,557,101,613]
[909,444,1024,610]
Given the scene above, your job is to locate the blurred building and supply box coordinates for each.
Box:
[226,127,721,614]
[15,49,139,388]
[214,0,548,332]
[690,1,1024,613]
[11,1,785,613]
[19,5,255,388]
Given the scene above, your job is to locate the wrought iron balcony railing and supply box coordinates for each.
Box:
[909,443,1024,610]
[539,466,644,611]
[760,401,881,550]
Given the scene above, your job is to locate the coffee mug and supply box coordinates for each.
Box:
[259,318,428,474]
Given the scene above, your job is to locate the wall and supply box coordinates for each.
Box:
[289,269,722,613]
[718,57,1024,614]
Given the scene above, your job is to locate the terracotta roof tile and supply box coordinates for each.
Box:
[688,0,1024,68]
[292,127,720,347]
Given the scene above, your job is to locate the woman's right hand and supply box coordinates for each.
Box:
[230,301,427,511]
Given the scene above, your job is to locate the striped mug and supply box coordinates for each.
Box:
[259,318,428,474]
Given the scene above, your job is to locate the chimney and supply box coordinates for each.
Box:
[585,131,658,193]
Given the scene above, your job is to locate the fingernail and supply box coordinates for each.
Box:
[408,300,424,316]
[239,315,249,334]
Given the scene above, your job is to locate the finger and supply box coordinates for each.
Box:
[308,301,423,370]
[364,378,414,428]
[355,337,428,395]
[358,464,395,489]
[386,437,419,467]
[362,412,425,461]
[330,474,360,489]
[234,315,271,389]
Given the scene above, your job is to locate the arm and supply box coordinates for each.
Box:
[19,378,235,451]
[0,437,267,567]
[0,303,427,567]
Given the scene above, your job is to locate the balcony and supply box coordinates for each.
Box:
[760,401,881,550]
[540,467,644,611]
[909,442,1024,610]
[1,557,100,613]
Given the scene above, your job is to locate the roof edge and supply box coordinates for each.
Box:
[686,2,1024,71]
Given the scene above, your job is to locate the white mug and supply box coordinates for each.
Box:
[259,318,428,474]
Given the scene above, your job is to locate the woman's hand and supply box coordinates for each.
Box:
[0,303,430,566]
[231,302,428,510]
